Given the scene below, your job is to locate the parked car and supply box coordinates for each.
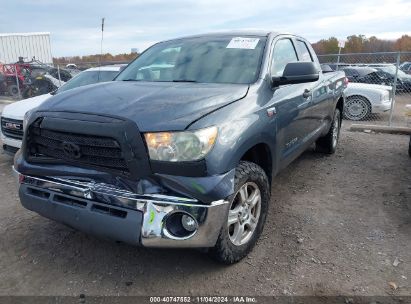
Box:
[374,66,411,92]
[66,64,78,70]
[322,63,351,71]
[14,31,346,264]
[22,73,65,99]
[342,66,411,92]
[343,82,392,120]
[1,65,123,154]
[400,62,411,75]
[341,67,380,82]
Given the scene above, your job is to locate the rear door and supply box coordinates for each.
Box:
[294,39,331,134]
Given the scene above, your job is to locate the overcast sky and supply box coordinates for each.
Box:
[1,0,411,57]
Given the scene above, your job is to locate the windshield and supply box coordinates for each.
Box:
[116,36,267,84]
[57,70,119,93]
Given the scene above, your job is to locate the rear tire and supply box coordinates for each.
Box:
[316,108,341,154]
[408,136,411,158]
[208,161,270,264]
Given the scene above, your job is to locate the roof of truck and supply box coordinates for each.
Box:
[86,65,126,72]
[165,30,285,41]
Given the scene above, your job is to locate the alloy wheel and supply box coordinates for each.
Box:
[227,182,261,246]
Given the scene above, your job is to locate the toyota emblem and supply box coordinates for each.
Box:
[62,142,82,159]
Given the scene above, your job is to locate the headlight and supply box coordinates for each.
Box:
[144,126,217,162]
[23,109,36,132]
[380,91,389,101]
[23,111,31,132]
[23,108,39,131]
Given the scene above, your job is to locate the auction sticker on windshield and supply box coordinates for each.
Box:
[226,37,260,49]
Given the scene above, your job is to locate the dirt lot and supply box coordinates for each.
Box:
[0,129,410,297]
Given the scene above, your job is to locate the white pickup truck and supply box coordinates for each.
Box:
[1,65,123,154]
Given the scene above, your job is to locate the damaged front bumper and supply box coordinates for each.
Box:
[13,167,230,248]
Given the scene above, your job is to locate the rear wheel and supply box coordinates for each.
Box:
[343,96,371,121]
[208,161,270,264]
[316,108,341,154]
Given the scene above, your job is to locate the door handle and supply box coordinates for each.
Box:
[303,89,311,99]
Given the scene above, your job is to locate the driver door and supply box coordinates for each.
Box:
[268,38,315,166]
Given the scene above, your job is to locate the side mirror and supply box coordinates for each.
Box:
[272,62,319,86]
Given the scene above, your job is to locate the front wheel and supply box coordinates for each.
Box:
[316,108,341,154]
[208,161,270,264]
[343,96,371,121]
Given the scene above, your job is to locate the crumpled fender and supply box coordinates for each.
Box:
[156,169,235,204]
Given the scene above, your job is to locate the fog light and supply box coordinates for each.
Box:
[181,214,197,232]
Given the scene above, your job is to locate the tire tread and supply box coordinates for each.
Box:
[208,161,270,264]
[316,108,341,154]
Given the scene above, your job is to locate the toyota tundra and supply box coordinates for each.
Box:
[14,31,346,264]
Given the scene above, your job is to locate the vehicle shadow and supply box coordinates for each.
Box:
[12,217,227,287]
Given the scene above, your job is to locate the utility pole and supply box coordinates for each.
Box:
[99,18,105,67]
[98,17,105,81]
[388,52,401,126]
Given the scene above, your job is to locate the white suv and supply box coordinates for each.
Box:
[1,65,123,154]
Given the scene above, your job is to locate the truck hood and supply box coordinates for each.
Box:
[36,81,249,131]
[1,93,52,120]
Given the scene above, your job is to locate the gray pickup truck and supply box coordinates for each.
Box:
[14,31,346,264]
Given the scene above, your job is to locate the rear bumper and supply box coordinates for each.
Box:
[14,167,230,248]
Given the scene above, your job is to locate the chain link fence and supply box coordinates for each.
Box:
[2,52,411,128]
[318,51,411,128]
[0,60,128,101]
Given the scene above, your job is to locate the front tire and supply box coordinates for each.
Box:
[208,161,270,264]
[343,96,371,121]
[316,108,341,154]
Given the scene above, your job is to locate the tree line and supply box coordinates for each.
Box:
[312,34,411,55]
[52,34,411,66]
[53,52,138,66]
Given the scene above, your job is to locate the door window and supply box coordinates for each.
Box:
[296,40,313,62]
[271,39,298,76]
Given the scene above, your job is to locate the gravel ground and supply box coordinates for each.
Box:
[0,129,410,297]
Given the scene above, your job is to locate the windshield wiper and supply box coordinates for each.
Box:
[172,79,197,83]
[122,79,143,81]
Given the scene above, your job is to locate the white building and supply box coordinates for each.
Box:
[0,32,52,64]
